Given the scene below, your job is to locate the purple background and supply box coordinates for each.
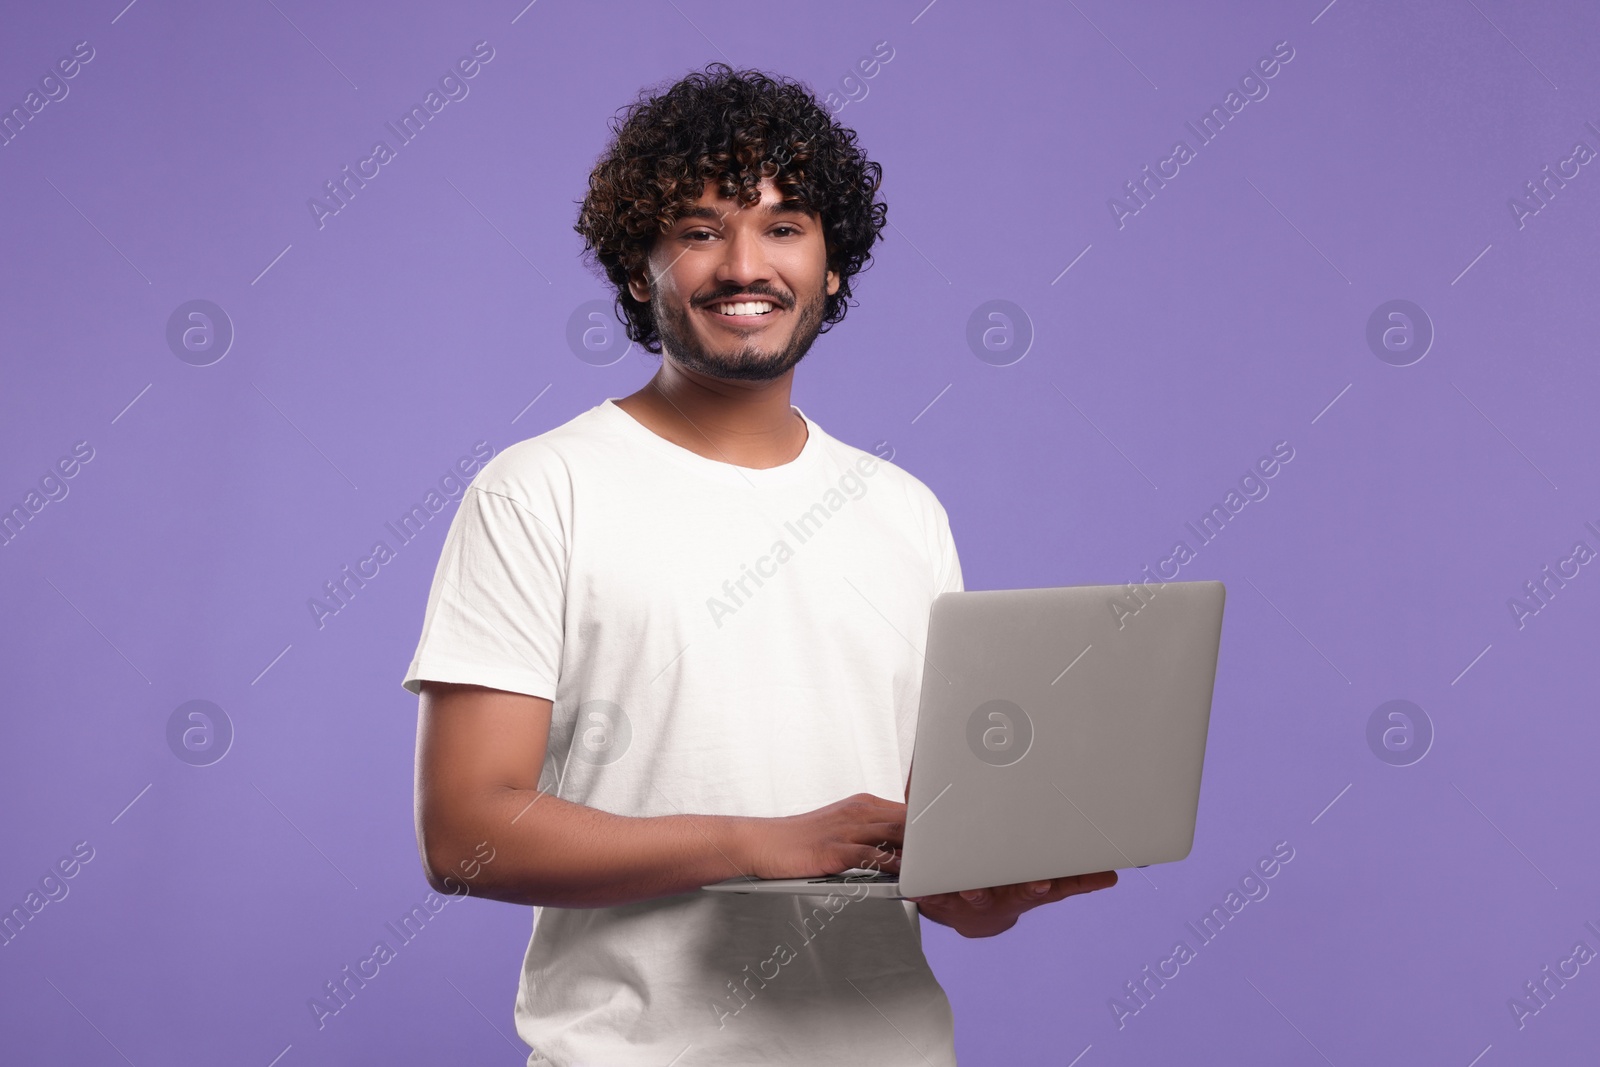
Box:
[3,0,1597,1063]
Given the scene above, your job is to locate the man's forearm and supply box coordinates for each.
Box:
[428,786,756,909]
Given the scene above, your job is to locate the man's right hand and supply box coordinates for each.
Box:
[741,792,906,881]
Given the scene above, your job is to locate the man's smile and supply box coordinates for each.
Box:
[700,297,785,330]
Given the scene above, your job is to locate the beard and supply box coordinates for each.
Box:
[651,281,828,382]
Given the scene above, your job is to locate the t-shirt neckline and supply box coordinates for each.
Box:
[598,396,822,487]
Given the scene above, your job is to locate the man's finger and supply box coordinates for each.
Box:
[856,821,906,847]
[1075,870,1118,890]
[1054,871,1118,894]
[998,871,1117,904]
[863,846,902,872]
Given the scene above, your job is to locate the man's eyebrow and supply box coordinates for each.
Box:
[674,200,815,224]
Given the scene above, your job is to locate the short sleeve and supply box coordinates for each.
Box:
[401,486,566,700]
[932,499,964,596]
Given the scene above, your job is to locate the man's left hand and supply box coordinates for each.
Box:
[908,871,1119,938]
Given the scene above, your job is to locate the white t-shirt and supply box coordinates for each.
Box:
[402,397,963,1067]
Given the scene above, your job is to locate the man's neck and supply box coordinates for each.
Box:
[614,363,808,470]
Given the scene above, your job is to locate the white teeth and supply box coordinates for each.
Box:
[712,301,775,316]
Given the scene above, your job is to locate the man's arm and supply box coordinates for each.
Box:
[414,680,906,908]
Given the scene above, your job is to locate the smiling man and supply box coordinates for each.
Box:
[403,63,1115,1067]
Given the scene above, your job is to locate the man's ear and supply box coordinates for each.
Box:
[627,265,652,304]
[826,268,840,297]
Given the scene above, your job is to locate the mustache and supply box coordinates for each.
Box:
[695,289,791,310]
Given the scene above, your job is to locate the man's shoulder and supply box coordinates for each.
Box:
[470,402,616,504]
[810,425,951,522]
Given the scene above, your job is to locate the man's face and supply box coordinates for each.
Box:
[628,176,841,382]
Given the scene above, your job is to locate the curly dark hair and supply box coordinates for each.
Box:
[574,62,888,354]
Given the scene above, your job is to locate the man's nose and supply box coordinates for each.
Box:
[713,224,771,286]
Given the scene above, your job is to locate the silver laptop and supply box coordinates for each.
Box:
[703,580,1226,900]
